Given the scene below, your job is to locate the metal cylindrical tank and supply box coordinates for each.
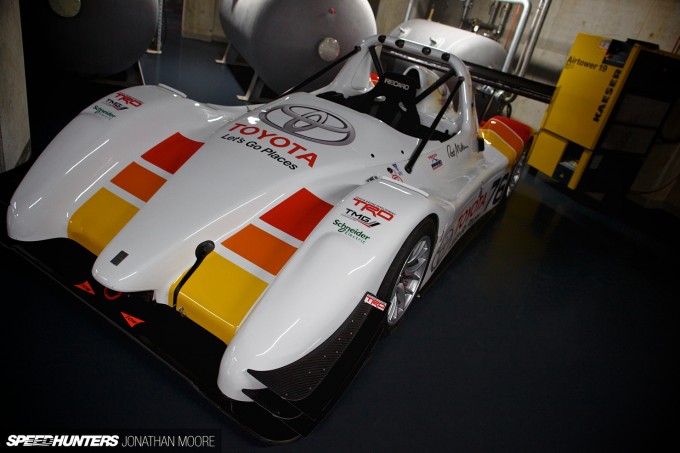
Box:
[27,0,158,77]
[219,0,377,93]
[390,19,507,70]
[390,19,511,121]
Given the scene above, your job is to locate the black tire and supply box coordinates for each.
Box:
[377,217,436,335]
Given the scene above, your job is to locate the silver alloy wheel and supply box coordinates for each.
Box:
[386,236,432,325]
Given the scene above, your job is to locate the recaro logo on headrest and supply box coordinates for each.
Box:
[384,78,410,90]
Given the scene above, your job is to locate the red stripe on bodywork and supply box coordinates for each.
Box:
[487,116,533,146]
[260,188,333,241]
[142,132,204,174]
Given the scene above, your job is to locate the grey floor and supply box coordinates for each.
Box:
[4,4,679,452]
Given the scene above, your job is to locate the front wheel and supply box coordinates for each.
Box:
[377,217,436,335]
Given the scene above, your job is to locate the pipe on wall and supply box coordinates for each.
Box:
[515,0,551,76]
[498,0,531,73]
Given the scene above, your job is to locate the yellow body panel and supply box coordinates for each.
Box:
[67,188,139,255]
[173,252,268,344]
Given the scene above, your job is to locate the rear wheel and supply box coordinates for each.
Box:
[377,217,436,334]
[505,137,532,199]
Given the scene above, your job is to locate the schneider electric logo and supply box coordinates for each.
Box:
[333,219,371,243]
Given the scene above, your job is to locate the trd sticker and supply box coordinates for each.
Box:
[342,197,395,228]
[352,197,395,221]
[363,293,387,311]
[116,92,143,107]
[104,93,143,111]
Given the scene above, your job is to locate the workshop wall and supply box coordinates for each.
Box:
[0,0,30,172]
[375,0,679,129]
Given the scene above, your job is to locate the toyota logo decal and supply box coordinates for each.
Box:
[259,105,355,146]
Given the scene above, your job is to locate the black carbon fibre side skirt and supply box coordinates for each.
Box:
[243,293,389,436]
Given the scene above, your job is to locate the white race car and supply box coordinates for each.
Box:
[4,34,533,442]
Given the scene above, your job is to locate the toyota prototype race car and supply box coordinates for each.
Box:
[3,34,533,442]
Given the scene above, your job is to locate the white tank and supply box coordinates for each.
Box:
[219,0,377,93]
[390,19,507,70]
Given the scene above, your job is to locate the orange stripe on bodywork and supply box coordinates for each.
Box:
[491,115,535,145]
[68,188,139,255]
[480,116,533,168]
[111,162,167,202]
[142,132,204,174]
[222,224,297,276]
[260,188,333,241]
[480,128,517,168]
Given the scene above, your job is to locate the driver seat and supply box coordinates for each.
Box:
[347,71,421,137]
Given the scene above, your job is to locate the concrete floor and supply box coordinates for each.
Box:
[3,5,679,452]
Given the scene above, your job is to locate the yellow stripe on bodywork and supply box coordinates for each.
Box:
[67,188,139,255]
[479,128,517,169]
[172,252,268,344]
